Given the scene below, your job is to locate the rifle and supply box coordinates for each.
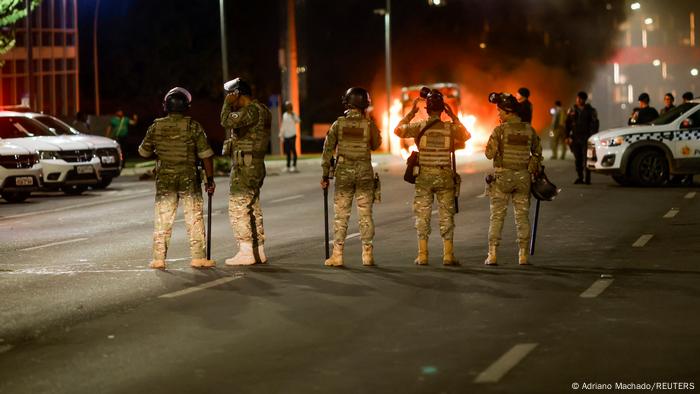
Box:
[324,156,336,259]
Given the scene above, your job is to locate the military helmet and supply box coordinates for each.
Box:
[421,88,445,113]
[488,92,518,113]
[531,169,560,201]
[342,87,371,110]
[224,78,252,97]
[163,87,192,113]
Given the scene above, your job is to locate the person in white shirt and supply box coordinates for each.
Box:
[280,101,300,172]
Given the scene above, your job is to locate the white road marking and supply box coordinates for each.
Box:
[685,192,696,199]
[159,275,243,299]
[327,232,361,245]
[2,268,188,275]
[663,208,679,218]
[0,345,13,354]
[632,234,654,247]
[269,194,304,204]
[0,191,152,221]
[20,237,89,252]
[474,343,538,383]
[580,279,614,298]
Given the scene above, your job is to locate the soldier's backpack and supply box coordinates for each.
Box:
[404,118,441,184]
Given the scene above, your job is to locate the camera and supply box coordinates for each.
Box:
[419,86,431,99]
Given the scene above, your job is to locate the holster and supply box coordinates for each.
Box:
[373,172,381,203]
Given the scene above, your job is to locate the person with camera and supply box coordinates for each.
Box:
[220,78,272,265]
[138,87,216,270]
[320,87,382,267]
[484,92,542,266]
[394,88,469,266]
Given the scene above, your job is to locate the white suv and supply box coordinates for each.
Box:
[21,113,123,188]
[0,113,102,195]
[0,141,42,203]
[587,100,700,186]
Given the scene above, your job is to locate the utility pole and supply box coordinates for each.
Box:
[384,0,392,152]
[286,0,301,156]
[25,0,34,110]
[219,0,229,84]
[93,0,101,115]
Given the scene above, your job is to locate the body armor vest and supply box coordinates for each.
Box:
[500,122,533,170]
[153,116,196,167]
[231,102,271,155]
[418,122,452,167]
[336,117,371,161]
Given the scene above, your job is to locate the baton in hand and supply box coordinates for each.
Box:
[207,191,213,260]
[529,199,541,255]
[324,187,330,259]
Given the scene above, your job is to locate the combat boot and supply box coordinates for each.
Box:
[225,242,257,266]
[149,260,166,269]
[442,239,459,266]
[518,247,530,265]
[191,259,216,268]
[414,239,429,265]
[255,244,268,264]
[362,243,375,266]
[324,243,344,267]
[484,245,497,266]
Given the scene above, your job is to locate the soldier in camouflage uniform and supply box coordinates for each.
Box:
[321,87,382,267]
[484,92,543,266]
[138,87,216,269]
[220,78,271,265]
[394,89,469,266]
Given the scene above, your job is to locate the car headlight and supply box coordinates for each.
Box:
[599,136,625,147]
[38,150,60,160]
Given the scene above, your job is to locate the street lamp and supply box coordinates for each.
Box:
[630,2,641,10]
[219,0,229,84]
[691,68,699,77]
[373,1,391,152]
[93,0,101,115]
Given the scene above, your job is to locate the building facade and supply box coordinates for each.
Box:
[0,0,79,117]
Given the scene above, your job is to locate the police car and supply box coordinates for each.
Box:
[587,100,700,186]
[0,140,42,203]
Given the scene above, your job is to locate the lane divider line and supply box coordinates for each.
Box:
[474,343,539,383]
[0,191,153,221]
[159,275,243,299]
[684,192,696,199]
[663,208,679,219]
[0,345,13,355]
[269,194,304,204]
[327,232,361,245]
[632,234,654,248]
[580,279,614,298]
[20,237,89,252]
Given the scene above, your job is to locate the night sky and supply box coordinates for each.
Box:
[78,0,628,143]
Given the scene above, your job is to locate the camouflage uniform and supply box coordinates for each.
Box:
[322,109,382,264]
[138,114,214,263]
[485,115,542,263]
[395,114,468,241]
[221,100,271,263]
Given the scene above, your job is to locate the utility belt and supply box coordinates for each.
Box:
[232,150,265,167]
[335,154,371,165]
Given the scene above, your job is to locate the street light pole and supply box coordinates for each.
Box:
[93,0,101,115]
[25,0,34,110]
[219,0,229,84]
[384,0,392,152]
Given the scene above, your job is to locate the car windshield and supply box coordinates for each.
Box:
[34,115,79,135]
[651,102,698,125]
[0,116,57,138]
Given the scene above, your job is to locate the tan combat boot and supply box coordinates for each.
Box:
[324,243,344,267]
[225,242,257,266]
[362,243,375,266]
[191,259,216,268]
[149,260,166,269]
[442,239,459,266]
[414,239,429,265]
[256,244,268,264]
[518,247,530,266]
[484,245,497,266]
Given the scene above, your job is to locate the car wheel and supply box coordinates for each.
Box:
[1,191,31,203]
[612,174,634,186]
[62,185,88,195]
[631,150,668,187]
[92,176,113,190]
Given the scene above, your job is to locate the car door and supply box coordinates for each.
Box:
[675,108,700,173]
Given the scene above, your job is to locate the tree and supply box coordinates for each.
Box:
[0,0,41,65]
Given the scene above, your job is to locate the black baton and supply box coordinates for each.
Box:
[529,199,541,255]
[324,187,330,259]
[207,191,213,260]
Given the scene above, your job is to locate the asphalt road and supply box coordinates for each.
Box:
[0,154,699,394]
